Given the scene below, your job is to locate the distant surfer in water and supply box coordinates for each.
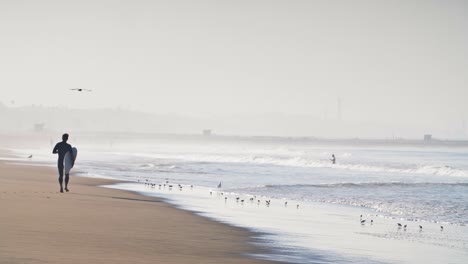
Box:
[331,154,336,164]
[53,133,74,193]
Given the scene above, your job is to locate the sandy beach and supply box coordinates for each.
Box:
[0,157,276,264]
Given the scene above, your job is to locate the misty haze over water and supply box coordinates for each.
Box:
[0,103,467,140]
[1,1,467,140]
[1,2,468,263]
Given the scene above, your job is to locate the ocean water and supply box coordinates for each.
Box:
[9,136,468,263]
[77,139,468,225]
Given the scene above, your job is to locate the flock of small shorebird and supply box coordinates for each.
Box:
[360,214,444,231]
[140,179,301,209]
[140,179,445,232]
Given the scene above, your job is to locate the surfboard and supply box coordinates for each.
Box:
[64,147,77,174]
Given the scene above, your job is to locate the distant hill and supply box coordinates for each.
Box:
[0,103,466,140]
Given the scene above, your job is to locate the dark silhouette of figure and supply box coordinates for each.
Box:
[331,154,336,164]
[53,133,74,193]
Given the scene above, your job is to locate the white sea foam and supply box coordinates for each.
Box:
[105,182,468,264]
[106,150,468,178]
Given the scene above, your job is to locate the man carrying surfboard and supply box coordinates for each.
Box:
[52,133,74,193]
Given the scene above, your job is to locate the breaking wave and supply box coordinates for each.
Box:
[115,151,468,178]
[262,182,468,189]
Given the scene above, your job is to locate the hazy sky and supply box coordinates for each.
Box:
[1,0,467,137]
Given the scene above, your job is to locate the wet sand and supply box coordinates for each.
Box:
[0,158,276,264]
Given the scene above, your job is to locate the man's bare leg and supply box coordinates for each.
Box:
[65,173,70,192]
[58,166,64,193]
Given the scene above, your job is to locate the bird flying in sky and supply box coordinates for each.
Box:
[70,88,92,92]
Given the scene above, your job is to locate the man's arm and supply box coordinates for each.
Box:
[52,143,58,154]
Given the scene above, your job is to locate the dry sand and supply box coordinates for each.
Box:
[0,158,276,264]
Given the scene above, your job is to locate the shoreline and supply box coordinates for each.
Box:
[0,156,280,264]
[103,181,468,264]
[3,147,468,264]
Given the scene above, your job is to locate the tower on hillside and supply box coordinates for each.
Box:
[337,97,342,121]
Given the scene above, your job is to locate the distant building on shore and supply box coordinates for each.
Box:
[34,123,45,132]
[203,129,212,136]
[424,134,432,141]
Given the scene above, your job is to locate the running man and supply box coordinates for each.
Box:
[52,133,74,193]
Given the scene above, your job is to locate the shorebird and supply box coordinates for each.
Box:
[419,225,423,230]
[361,220,366,224]
[404,225,407,229]
[225,197,227,200]
[236,197,240,201]
[397,223,402,228]
[296,204,300,209]
[441,226,444,230]
[210,191,212,195]
[70,88,92,92]
[249,198,254,201]
[371,220,374,224]
[240,200,244,203]
[28,154,32,158]
[284,202,288,206]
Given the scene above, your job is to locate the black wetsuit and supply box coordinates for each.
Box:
[53,141,73,187]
